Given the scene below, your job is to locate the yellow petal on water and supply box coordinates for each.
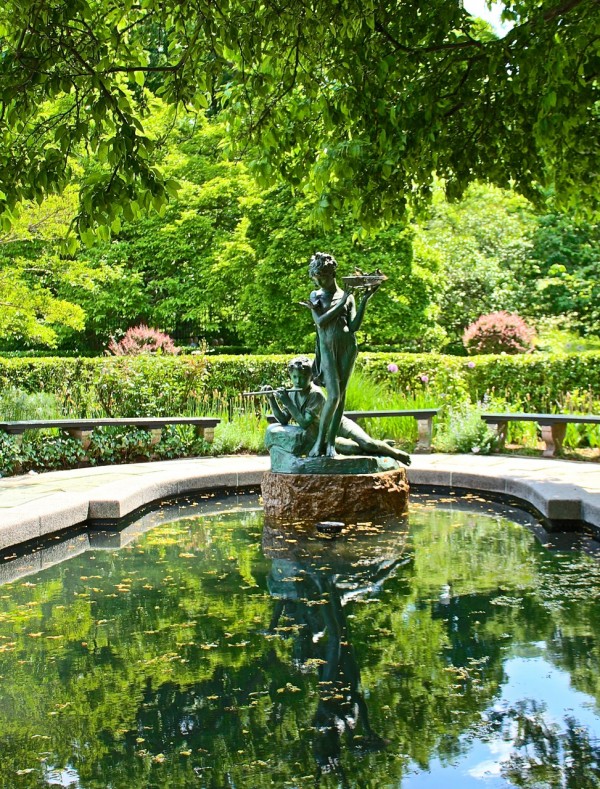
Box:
[28,632,43,638]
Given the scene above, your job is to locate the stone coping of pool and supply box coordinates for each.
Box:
[0,454,599,551]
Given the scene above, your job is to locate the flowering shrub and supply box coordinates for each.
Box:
[108,325,180,356]
[463,312,536,355]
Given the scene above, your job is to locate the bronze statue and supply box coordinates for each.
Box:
[263,356,410,466]
[299,252,381,458]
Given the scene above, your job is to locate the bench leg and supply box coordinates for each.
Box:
[541,423,566,458]
[414,417,433,453]
[195,426,215,443]
[148,428,163,446]
[64,429,94,450]
[486,421,508,451]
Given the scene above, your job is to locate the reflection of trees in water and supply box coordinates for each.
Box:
[263,518,409,784]
[484,701,600,789]
[1,507,600,786]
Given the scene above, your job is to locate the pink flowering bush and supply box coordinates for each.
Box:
[463,312,536,355]
[107,325,180,356]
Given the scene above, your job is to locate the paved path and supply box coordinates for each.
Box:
[0,454,599,550]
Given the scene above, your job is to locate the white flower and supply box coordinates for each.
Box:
[471,446,480,454]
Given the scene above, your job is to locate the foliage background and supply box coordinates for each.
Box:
[0,108,598,356]
[1,351,598,417]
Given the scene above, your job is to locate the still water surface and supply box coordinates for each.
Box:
[1,493,600,788]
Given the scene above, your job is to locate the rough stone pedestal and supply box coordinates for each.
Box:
[262,467,409,522]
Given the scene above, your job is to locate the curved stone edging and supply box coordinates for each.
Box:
[0,454,599,551]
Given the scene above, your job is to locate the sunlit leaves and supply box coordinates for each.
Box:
[0,0,598,236]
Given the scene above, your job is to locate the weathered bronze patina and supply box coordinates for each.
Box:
[257,253,410,520]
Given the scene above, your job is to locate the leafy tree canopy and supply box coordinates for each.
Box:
[0,0,598,235]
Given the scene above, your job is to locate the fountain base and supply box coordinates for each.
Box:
[262,467,409,521]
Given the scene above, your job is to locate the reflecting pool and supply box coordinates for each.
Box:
[1,493,600,788]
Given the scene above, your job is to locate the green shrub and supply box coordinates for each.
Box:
[212,413,269,455]
[0,387,62,421]
[0,350,598,422]
[433,401,498,455]
[0,433,21,476]
[345,372,438,447]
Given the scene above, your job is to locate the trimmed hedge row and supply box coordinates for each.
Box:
[358,352,600,411]
[0,351,598,416]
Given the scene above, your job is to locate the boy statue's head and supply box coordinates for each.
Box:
[288,356,313,388]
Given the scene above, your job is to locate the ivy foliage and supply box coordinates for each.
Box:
[0,0,597,235]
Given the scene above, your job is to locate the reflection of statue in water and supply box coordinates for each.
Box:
[263,519,410,784]
[299,252,380,458]
[264,356,410,465]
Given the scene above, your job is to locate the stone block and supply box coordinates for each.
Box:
[176,470,240,495]
[38,495,90,535]
[262,468,409,521]
[0,514,40,551]
[450,472,506,494]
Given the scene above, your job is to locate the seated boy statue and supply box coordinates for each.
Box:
[263,356,410,466]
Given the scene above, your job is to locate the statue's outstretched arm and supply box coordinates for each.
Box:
[348,284,380,333]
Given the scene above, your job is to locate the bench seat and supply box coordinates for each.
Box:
[0,417,220,445]
[481,412,600,457]
[267,409,439,452]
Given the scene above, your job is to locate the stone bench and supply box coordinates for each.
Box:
[0,417,220,449]
[267,409,439,453]
[481,413,600,458]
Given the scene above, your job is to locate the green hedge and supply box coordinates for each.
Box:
[0,351,598,417]
[357,352,600,411]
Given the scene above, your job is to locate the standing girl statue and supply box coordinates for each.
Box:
[301,252,380,458]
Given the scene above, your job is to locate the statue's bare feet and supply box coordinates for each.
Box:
[324,443,337,458]
[308,441,323,458]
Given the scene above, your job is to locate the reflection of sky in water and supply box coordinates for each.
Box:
[405,654,600,787]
